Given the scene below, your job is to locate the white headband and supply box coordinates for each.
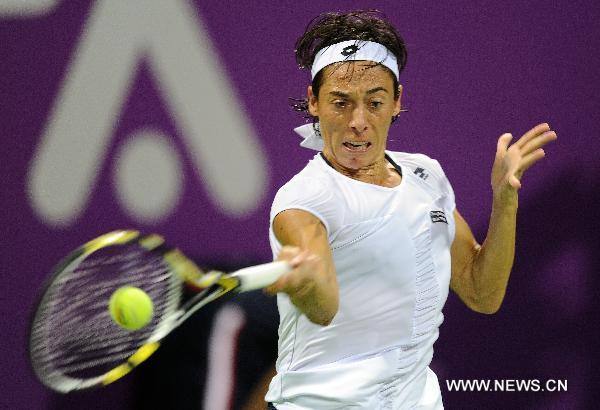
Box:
[310,40,399,80]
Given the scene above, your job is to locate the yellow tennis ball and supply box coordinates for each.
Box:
[109,286,154,331]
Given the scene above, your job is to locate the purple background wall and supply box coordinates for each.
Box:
[2,0,598,408]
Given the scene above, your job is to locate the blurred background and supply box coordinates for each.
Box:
[1,0,598,409]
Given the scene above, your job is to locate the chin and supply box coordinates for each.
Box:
[339,155,372,170]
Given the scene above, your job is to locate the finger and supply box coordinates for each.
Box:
[279,245,301,255]
[519,148,545,173]
[264,283,278,295]
[496,133,513,155]
[515,123,551,149]
[277,246,301,263]
[520,130,557,156]
[264,274,289,295]
[290,249,311,267]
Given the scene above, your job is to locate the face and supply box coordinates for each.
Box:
[308,61,402,170]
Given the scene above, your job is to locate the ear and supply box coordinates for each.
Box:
[393,84,403,116]
[308,85,319,117]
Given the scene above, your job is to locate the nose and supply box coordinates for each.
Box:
[349,105,368,135]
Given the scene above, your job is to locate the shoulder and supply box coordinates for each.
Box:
[387,151,445,178]
[387,151,453,196]
[271,155,340,231]
[273,156,334,204]
[273,174,332,207]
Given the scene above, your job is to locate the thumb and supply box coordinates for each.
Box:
[509,174,522,190]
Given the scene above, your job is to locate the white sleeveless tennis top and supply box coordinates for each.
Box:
[266,151,456,409]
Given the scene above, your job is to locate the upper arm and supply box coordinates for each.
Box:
[273,209,335,274]
[450,209,482,310]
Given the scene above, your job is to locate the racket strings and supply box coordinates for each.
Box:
[30,243,181,386]
[44,272,172,326]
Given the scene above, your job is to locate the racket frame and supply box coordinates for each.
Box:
[30,230,233,392]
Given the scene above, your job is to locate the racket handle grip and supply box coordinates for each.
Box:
[231,261,290,292]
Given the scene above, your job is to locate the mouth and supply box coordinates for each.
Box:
[342,141,371,152]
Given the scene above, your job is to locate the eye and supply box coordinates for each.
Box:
[333,100,347,108]
[370,100,383,109]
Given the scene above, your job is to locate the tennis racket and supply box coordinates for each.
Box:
[29,230,289,393]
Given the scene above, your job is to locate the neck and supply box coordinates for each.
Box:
[321,152,401,188]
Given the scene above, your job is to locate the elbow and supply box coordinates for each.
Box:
[305,309,336,326]
[466,270,507,314]
[469,293,505,315]
[471,302,501,315]
[307,296,339,326]
[312,314,335,326]
[311,300,339,326]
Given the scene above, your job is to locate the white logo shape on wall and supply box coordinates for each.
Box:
[27,0,267,226]
[0,0,58,17]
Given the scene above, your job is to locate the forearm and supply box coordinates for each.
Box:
[471,199,518,313]
[288,264,339,326]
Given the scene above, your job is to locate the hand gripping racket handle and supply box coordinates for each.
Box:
[231,261,291,292]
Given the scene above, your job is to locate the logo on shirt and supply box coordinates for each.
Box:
[414,167,429,180]
[430,210,448,224]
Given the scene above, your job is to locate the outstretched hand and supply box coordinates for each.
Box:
[264,246,321,296]
[264,245,338,326]
[491,123,557,206]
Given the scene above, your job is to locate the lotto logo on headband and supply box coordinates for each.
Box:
[341,44,360,56]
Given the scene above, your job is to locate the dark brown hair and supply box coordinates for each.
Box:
[291,10,408,120]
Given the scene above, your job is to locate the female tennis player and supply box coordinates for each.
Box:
[264,10,557,409]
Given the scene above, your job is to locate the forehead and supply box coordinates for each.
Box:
[318,61,395,94]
